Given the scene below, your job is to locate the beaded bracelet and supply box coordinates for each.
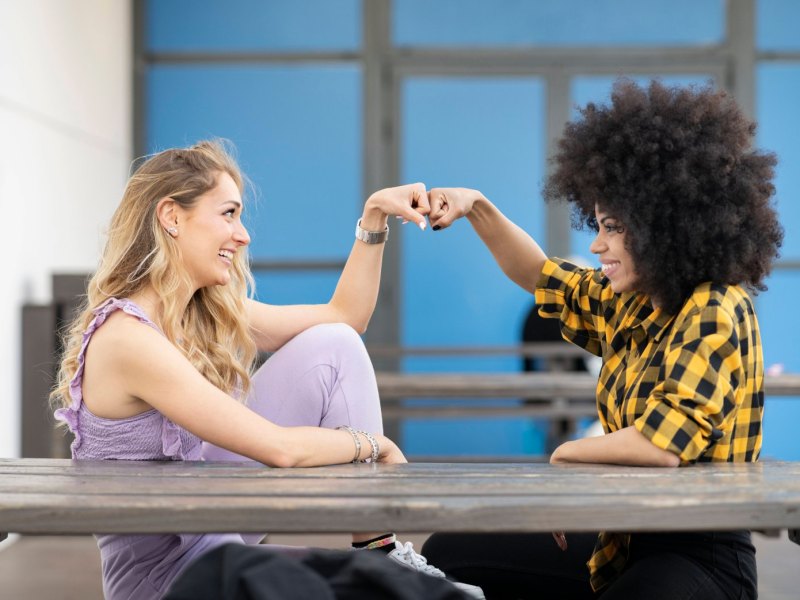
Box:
[357,430,380,463]
[336,425,361,463]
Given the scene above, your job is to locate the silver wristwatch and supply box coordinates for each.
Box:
[355,218,389,244]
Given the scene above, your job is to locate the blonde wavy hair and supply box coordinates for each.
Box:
[51,140,257,412]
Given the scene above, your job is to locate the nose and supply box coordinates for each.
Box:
[589,231,606,255]
[234,222,250,246]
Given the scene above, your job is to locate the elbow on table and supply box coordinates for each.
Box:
[656,450,681,468]
[264,449,304,469]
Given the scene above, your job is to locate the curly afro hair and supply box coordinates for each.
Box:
[544,79,783,314]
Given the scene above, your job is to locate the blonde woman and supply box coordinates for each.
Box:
[51,141,484,600]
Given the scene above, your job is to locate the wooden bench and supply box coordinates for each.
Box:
[375,372,800,418]
[1,458,799,545]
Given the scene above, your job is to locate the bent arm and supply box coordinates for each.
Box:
[116,321,402,467]
[549,426,680,467]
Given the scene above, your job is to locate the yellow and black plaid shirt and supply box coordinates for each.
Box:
[534,258,764,591]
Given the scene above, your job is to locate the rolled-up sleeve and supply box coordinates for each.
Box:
[634,304,743,462]
[534,258,610,357]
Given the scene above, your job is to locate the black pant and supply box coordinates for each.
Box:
[422,531,756,600]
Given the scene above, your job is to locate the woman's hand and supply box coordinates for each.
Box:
[361,182,430,232]
[427,187,485,231]
[375,434,407,464]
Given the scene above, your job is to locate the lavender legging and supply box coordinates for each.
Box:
[202,323,384,462]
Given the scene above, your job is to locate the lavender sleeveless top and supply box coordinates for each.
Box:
[54,298,243,600]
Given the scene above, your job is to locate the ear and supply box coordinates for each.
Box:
[156,197,178,231]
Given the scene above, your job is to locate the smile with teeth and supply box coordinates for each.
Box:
[218,250,234,261]
[601,261,620,276]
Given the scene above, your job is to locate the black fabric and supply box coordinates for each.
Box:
[164,543,472,600]
[422,530,756,600]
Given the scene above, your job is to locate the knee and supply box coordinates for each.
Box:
[298,322,365,351]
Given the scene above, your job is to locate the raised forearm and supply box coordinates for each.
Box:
[328,203,388,333]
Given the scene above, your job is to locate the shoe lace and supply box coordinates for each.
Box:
[392,541,446,578]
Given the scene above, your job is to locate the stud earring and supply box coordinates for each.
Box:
[167,227,178,237]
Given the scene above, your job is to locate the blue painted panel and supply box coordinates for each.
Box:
[147,0,360,52]
[756,66,800,460]
[757,64,800,259]
[400,77,546,455]
[394,0,723,47]
[757,272,800,460]
[147,64,362,260]
[568,74,716,257]
[253,271,340,305]
[404,417,545,456]
[757,0,800,51]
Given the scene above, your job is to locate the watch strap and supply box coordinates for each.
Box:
[355,218,389,244]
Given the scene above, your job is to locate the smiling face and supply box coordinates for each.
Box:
[589,205,639,294]
[172,171,250,291]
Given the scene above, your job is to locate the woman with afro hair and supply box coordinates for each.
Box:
[419,79,782,599]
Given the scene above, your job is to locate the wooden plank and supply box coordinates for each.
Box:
[375,372,598,399]
[381,404,598,419]
[1,460,799,535]
[3,471,800,498]
[375,372,800,399]
[2,491,798,535]
[366,342,591,358]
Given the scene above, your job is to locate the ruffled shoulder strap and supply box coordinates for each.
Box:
[54,298,162,424]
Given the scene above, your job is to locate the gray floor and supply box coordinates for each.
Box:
[0,531,798,599]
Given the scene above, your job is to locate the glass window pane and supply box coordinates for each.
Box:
[568,74,717,257]
[394,0,724,47]
[757,64,800,259]
[400,77,546,456]
[756,271,800,460]
[147,65,362,261]
[757,0,800,51]
[147,0,361,52]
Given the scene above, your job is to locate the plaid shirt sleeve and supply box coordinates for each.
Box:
[633,302,743,463]
[534,258,611,357]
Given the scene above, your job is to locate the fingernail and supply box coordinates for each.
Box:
[432,225,441,231]
[418,221,426,231]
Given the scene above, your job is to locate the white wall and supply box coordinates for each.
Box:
[0,0,132,457]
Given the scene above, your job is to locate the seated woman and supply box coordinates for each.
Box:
[420,80,782,599]
[50,141,484,600]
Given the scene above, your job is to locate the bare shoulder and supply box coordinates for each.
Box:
[89,309,166,359]
[82,309,170,418]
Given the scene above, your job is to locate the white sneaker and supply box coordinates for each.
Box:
[387,541,486,599]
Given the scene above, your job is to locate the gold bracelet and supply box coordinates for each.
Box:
[336,425,361,463]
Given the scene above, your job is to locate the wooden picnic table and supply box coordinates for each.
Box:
[1,458,799,542]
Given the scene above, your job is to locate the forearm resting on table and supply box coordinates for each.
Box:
[550,426,680,467]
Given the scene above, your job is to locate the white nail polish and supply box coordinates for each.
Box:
[418,221,426,231]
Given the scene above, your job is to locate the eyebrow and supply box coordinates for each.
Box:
[599,216,616,224]
[221,200,243,210]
